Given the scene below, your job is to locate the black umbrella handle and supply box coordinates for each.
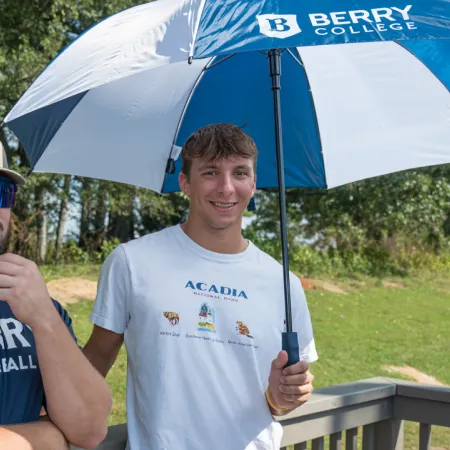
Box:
[268,48,294,334]
[282,331,300,367]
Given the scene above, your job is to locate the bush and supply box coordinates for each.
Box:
[61,239,93,265]
[98,238,120,262]
[290,246,337,277]
[249,236,450,278]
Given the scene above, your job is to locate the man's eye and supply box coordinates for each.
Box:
[235,171,247,176]
[204,171,216,176]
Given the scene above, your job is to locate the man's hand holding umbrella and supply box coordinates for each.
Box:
[266,351,315,415]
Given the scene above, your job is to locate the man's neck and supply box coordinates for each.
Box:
[181,218,247,254]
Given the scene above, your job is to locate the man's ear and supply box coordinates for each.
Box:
[252,173,257,197]
[179,172,191,197]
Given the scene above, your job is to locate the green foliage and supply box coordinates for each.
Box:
[246,167,450,276]
[247,236,450,278]
[57,237,122,265]
[0,0,187,263]
[2,0,450,277]
[61,239,92,265]
[99,238,121,262]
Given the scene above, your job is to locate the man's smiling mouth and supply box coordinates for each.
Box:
[211,202,237,209]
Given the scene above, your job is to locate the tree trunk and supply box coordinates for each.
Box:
[108,201,135,243]
[79,178,93,250]
[35,185,46,263]
[39,213,47,262]
[54,175,71,261]
[110,214,130,242]
[94,184,107,251]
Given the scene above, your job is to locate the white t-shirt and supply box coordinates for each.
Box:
[90,224,318,450]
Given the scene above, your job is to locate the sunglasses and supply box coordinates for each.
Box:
[0,177,18,208]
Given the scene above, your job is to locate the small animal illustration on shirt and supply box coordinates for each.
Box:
[236,321,253,339]
[163,312,180,326]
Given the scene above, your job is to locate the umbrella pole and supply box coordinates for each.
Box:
[268,48,299,367]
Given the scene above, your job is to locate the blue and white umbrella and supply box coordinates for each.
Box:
[4,0,450,363]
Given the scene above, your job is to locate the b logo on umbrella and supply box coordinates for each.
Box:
[257,14,302,39]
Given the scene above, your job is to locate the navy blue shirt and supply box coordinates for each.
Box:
[0,299,77,425]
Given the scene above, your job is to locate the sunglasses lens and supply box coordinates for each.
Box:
[0,178,17,208]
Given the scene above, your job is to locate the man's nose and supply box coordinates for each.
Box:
[217,173,234,195]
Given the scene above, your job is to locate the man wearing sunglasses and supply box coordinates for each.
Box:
[0,144,112,449]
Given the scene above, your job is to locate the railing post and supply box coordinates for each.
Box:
[419,423,431,450]
[346,428,358,450]
[330,431,342,450]
[294,443,307,450]
[374,419,404,450]
[312,437,325,450]
[363,423,375,450]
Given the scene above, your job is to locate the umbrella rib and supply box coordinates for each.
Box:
[205,53,237,70]
[160,58,211,192]
[286,48,304,68]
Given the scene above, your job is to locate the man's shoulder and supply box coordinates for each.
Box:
[252,243,283,270]
[120,226,178,255]
[251,243,301,284]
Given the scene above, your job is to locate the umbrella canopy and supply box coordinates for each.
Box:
[4,0,450,193]
[4,0,450,364]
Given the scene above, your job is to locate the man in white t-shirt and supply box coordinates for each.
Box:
[83,123,318,450]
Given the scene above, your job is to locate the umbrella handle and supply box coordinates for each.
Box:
[282,331,300,367]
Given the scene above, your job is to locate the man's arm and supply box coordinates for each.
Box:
[0,417,68,450]
[83,325,124,377]
[83,245,128,377]
[0,254,112,449]
[34,308,112,449]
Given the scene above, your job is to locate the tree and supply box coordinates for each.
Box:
[0,0,175,263]
[248,168,450,259]
[54,175,72,261]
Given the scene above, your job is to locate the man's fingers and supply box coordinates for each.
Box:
[0,261,23,276]
[280,372,313,386]
[271,350,288,371]
[0,274,17,288]
[0,253,27,267]
[279,383,314,396]
[282,359,309,376]
[283,393,311,406]
[0,288,14,301]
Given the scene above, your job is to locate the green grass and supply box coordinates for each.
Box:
[64,275,450,449]
[41,264,101,282]
[304,277,450,449]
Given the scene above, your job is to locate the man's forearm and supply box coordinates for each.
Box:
[0,418,68,450]
[33,308,111,449]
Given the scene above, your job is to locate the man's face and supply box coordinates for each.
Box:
[179,156,256,230]
[0,208,11,254]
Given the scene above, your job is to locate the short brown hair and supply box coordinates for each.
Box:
[181,123,258,177]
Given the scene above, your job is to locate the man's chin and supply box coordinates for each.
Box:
[208,217,239,231]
